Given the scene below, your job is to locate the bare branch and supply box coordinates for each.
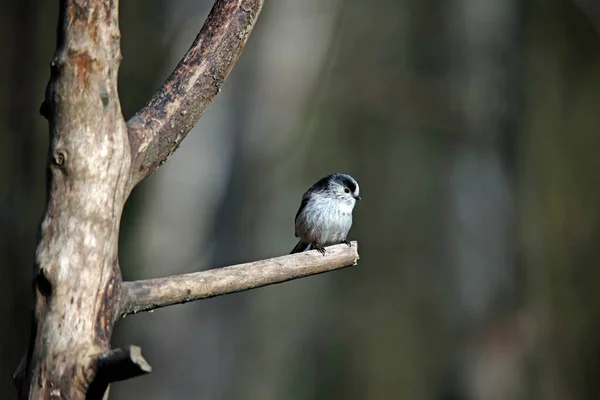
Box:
[126,0,264,187]
[87,346,152,400]
[120,242,360,316]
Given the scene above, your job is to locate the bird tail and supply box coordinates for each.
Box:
[290,240,311,254]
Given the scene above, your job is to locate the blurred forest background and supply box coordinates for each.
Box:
[2,0,600,399]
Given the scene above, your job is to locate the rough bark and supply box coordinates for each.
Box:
[24,1,130,397]
[126,0,262,186]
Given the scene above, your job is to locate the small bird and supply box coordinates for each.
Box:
[290,173,360,255]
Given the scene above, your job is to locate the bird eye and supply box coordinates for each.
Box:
[344,188,350,193]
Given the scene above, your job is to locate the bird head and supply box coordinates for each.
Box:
[328,173,361,202]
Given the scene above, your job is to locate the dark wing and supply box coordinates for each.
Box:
[294,196,310,237]
[293,175,333,236]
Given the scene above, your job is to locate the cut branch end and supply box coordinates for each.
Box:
[87,345,152,399]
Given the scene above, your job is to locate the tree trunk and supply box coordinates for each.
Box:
[24,2,130,397]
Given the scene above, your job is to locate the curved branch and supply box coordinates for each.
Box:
[120,242,360,316]
[126,0,264,187]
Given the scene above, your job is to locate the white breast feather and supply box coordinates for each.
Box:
[337,200,355,214]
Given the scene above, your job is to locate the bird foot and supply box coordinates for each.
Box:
[342,240,352,247]
[313,244,326,256]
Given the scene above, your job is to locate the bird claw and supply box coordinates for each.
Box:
[313,244,326,256]
[342,240,352,247]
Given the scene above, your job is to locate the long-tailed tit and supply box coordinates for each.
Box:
[290,173,360,255]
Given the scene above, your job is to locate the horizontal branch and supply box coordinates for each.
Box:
[120,242,360,317]
[126,0,264,187]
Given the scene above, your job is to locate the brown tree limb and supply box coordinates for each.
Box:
[121,242,360,316]
[87,346,152,399]
[126,0,264,187]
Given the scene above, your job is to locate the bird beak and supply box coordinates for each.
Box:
[354,195,361,200]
